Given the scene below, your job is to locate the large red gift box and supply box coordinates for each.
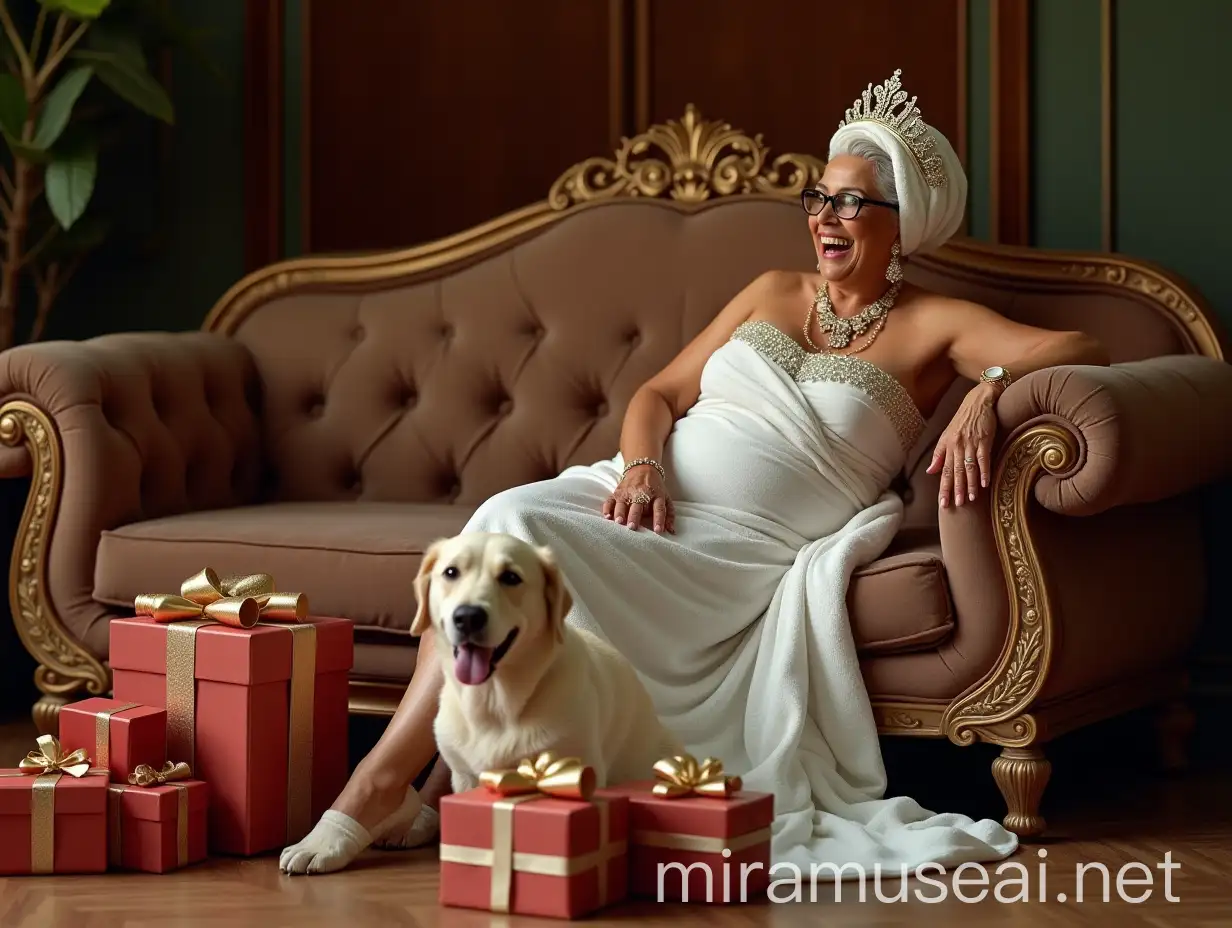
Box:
[0,736,109,875]
[108,570,352,856]
[58,697,167,784]
[439,754,629,919]
[608,755,773,903]
[108,764,209,873]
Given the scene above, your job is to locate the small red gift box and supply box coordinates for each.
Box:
[58,697,167,784]
[109,568,353,856]
[439,753,629,919]
[608,755,773,903]
[108,762,209,873]
[0,736,109,875]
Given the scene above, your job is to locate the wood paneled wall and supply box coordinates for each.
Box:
[245,0,972,262]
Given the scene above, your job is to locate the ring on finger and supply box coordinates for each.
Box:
[964,456,975,465]
[630,491,653,505]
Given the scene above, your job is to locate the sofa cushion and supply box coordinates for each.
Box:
[93,502,954,657]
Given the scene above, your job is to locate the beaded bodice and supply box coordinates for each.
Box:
[730,320,927,451]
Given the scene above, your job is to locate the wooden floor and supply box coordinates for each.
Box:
[1,716,1229,926]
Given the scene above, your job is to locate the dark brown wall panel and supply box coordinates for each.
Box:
[243,0,284,272]
[991,0,1031,246]
[641,0,963,171]
[304,0,619,253]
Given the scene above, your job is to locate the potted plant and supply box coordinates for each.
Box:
[0,0,183,351]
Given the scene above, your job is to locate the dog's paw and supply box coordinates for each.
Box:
[374,804,440,849]
[279,810,372,875]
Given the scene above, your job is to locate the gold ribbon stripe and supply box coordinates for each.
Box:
[280,622,317,843]
[165,619,210,768]
[30,774,57,874]
[444,792,622,913]
[93,702,141,770]
[630,825,772,854]
[108,786,123,866]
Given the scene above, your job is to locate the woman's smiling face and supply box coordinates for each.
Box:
[807,154,900,287]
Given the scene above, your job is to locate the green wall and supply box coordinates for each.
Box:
[965,0,1232,327]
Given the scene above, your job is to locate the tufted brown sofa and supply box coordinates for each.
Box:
[3,108,1232,837]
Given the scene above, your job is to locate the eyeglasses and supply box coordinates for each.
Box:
[801,189,899,219]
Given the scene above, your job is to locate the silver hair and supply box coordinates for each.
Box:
[828,136,898,204]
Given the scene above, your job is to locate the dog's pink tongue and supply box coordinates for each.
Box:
[454,644,493,685]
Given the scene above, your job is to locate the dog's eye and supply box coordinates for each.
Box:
[442,565,459,580]
[497,570,522,586]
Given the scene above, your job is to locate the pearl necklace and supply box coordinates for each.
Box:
[804,281,901,353]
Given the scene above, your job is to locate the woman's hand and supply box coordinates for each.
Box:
[926,382,1000,507]
[602,464,676,533]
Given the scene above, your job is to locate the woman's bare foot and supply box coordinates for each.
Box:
[372,756,451,849]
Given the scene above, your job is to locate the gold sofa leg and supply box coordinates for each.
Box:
[0,402,111,734]
[991,745,1051,838]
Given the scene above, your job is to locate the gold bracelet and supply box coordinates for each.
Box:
[622,457,665,481]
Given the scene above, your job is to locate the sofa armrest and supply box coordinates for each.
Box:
[938,354,1230,746]
[0,332,264,684]
[995,355,1232,516]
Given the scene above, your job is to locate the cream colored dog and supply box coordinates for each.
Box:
[415,531,683,794]
[277,531,682,876]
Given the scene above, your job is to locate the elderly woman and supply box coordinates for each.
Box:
[282,72,1108,878]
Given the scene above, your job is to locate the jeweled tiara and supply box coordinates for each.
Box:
[837,69,947,189]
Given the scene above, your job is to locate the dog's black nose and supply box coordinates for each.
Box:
[452,604,488,636]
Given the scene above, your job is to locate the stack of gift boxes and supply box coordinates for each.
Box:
[0,565,772,917]
[0,568,353,876]
[438,752,776,918]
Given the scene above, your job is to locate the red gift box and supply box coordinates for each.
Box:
[108,568,353,856]
[608,755,773,903]
[439,754,629,919]
[0,736,109,875]
[108,763,209,873]
[58,697,167,784]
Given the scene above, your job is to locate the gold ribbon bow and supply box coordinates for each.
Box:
[135,567,307,628]
[130,567,317,846]
[479,752,596,800]
[19,734,92,778]
[128,761,193,788]
[652,754,742,799]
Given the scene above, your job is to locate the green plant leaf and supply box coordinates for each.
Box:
[33,66,93,150]
[0,73,28,141]
[45,145,98,229]
[69,49,173,124]
[38,0,112,20]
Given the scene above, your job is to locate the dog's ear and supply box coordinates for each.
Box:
[535,545,572,644]
[411,539,445,637]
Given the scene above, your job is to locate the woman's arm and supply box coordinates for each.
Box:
[605,270,785,532]
[941,298,1111,384]
[925,298,1110,506]
[618,270,786,467]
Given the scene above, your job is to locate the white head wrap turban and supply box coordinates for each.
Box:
[828,93,967,257]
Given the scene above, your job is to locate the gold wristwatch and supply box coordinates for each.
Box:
[979,366,1012,390]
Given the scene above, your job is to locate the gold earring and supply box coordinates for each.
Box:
[885,242,902,283]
